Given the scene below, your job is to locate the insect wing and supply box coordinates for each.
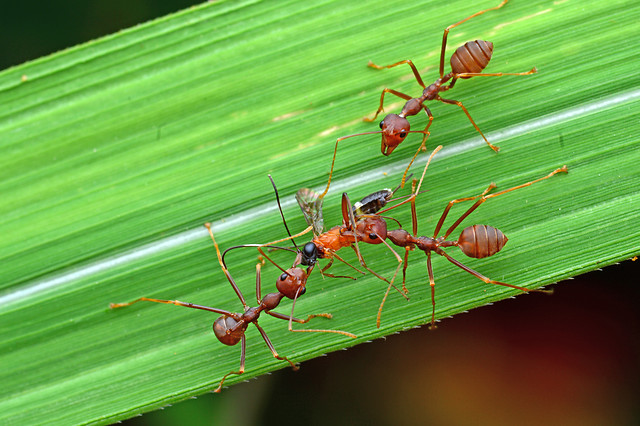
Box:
[295,188,324,235]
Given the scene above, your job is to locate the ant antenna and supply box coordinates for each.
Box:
[221,244,296,274]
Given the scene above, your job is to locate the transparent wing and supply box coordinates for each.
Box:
[295,188,324,236]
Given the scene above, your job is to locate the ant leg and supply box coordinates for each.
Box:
[253,321,298,370]
[341,192,403,293]
[434,183,497,238]
[348,244,407,297]
[426,252,438,329]
[439,0,509,77]
[320,258,334,275]
[319,257,360,280]
[258,225,314,248]
[437,97,499,152]
[268,293,357,338]
[363,88,413,123]
[256,246,293,275]
[255,256,266,303]
[110,297,233,317]
[268,310,332,323]
[455,68,537,79]
[377,284,394,328]
[205,223,248,307]
[375,236,406,327]
[400,107,434,188]
[377,145,442,216]
[367,59,427,89]
[439,165,568,239]
[318,132,389,199]
[214,335,246,393]
[484,165,568,200]
[401,247,411,291]
[439,249,553,294]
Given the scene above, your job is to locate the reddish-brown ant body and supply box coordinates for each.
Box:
[366,0,536,156]
[320,0,536,193]
[110,221,355,393]
[385,164,568,328]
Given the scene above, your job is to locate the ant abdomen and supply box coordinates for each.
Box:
[213,316,247,346]
[458,224,507,259]
[450,40,493,77]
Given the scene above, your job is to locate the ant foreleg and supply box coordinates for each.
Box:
[400,107,434,188]
[363,88,413,123]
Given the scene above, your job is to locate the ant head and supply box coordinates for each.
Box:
[300,242,318,266]
[213,316,247,346]
[356,217,387,244]
[379,114,410,156]
[276,267,308,299]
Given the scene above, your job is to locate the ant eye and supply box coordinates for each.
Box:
[369,233,378,240]
[399,132,407,138]
[279,273,288,281]
[379,121,384,129]
[299,287,307,296]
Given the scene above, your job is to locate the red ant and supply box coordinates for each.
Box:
[110,221,355,393]
[319,0,536,194]
[384,163,568,329]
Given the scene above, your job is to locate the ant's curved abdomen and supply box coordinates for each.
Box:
[458,224,507,259]
[450,40,494,77]
[213,316,248,346]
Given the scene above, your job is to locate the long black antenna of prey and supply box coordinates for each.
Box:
[268,174,300,251]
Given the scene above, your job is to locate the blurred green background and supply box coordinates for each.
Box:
[2,1,637,425]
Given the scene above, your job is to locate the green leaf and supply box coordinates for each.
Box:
[1,0,638,423]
